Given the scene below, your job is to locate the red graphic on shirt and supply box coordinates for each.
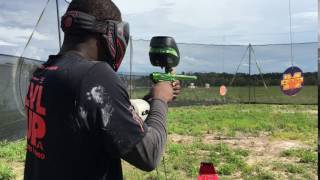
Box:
[40,65,59,71]
[25,80,47,160]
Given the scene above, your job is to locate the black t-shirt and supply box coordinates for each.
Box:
[24,52,149,180]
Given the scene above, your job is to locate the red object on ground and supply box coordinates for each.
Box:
[197,162,219,180]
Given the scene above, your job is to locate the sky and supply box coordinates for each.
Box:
[0,0,318,73]
[116,0,318,44]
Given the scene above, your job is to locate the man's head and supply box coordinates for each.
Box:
[61,0,129,71]
[67,0,121,21]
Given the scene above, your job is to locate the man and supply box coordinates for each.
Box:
[24,0,181,179]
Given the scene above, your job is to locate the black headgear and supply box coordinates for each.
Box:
[61,11,130,71]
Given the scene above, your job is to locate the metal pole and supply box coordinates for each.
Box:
[129,36,133,98]
[56,0,62,49]
[289,0,294,67]
[248,44,252,103]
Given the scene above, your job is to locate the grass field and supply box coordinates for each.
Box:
[0,104,318,180]
[131,86,318,105]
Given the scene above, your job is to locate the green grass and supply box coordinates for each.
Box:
[168,104,318,142]
[0,140,26,162]
[242,166,276,180]
[123,141,251,179]
[281,149,317,164]
[0,163,15,180]
[271,162,316,179]
[122,104,317,179]
[0,104,318,179]
[0,140,25,180]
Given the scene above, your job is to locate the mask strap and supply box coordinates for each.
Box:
[101,23,117,69]
[106,33,116,59]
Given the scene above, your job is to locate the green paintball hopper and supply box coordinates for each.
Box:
[149,36,180,70]
[149,36,197,83]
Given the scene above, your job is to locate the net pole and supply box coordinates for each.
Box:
[129,36,133,98]
[248,44,252,104]
[229,46,249,86]
[14,0,51,117]
[222,36,226,73]
[251,47,268,89]
[289,0,294,67]
[55,0,62,49]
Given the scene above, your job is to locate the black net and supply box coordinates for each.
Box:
[120,41,318,106]
[0,54,41,140]
[0,41,317,139]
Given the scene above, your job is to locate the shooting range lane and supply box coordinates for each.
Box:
[0,42,317,140]
[126,41,317,106]
[0,0,318,178]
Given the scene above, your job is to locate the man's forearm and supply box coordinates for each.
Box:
[123,99,168,171]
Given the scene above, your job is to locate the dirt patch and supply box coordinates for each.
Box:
[12,162,24,180]
[202,134,311,165]
[169,134,194,144]
[6,161,24,180]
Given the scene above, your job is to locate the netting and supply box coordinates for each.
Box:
[119,40,318,106]
[0,41,317,139]
[0,54,40,139]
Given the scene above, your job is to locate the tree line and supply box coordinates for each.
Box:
[121,72,317,87]
[182,72,317,87]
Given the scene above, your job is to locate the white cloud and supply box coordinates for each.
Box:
[0,10,37,27]
[0,0,317,71]
[119,0,317,44]
[0,26,52,45]
[0,40,17,47]
[293,11,317,20]
[22,46,43,60]
[34,31,52,41]
[0,26,31,44]
[0,0,317,49]
[115,0,171,15]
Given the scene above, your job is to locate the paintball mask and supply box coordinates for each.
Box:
[61,11,129,71]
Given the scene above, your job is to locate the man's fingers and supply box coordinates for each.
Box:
[172,80,181,90]
[173,80,181,100]
[173,89,181,95]
[159,80,180,102]
[173,85,181,90]
[173,94,178,100]
[171,80,180,87]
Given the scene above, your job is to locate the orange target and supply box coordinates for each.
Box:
[220,85,227,96]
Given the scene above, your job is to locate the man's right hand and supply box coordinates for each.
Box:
[151,82,174,103]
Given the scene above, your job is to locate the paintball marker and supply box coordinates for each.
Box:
[149,36,197,83]
[130,36,197,121]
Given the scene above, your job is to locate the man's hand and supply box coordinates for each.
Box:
[150,80,181,103]
[172,80,181,100]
